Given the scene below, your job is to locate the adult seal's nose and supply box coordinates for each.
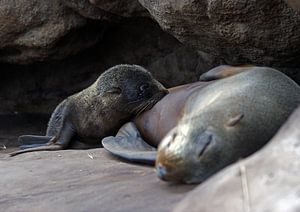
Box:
[156,164,168,180]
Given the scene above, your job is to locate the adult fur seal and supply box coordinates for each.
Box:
[102,66,300,183]
[10,64,168,156]
[156,67,300,183]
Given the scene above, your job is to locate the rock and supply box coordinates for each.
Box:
[0,148,195,212]
[0,0,150,64]
[139,0,300,68]
[87,0,149,17]
[63,0,149,20]
[0,0,108,64]
[174,105,300,212]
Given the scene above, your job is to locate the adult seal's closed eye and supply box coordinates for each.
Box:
[10,64,168,156]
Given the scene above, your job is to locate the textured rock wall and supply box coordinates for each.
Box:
[0,0,147,64]
[0,0,299,114]
[0,0,90,63]
[139,0,300,74]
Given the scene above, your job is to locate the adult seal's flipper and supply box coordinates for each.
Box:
[199,65,254,81]
[102,122,157,165]
[18,135,53,149]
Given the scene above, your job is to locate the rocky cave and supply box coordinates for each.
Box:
[1,0,300,211]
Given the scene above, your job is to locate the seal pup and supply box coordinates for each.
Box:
[10,64,168,156]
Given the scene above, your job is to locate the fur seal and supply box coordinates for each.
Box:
[156,67,300,183]
[10,64,168,156]
[173,106,300,212]
[102,66,300,183]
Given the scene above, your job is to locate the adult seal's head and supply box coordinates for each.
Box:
[155,67,300,184]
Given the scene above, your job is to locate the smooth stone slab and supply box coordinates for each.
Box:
[0,149,194,212]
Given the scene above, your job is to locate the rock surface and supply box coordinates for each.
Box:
[0,0,151,64]
[139,0,300,68]
[0,0,103,63]
[174,105,300,212]
[87,0,149,17]
[0,149,194,212]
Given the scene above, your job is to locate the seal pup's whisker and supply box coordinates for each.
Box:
[135,102,152,116]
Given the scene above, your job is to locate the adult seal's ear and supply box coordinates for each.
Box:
[102,122,156,165]
[226,114,244,127]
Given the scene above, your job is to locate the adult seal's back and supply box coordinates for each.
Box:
[10,64,168,156]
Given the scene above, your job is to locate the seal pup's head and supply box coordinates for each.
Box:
[97,64,168,117]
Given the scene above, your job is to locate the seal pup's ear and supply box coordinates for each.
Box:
[226,114,244,127]
[102,122,156,165]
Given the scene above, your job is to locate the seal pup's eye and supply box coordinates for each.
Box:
[106,87,122,95]
[139,83,150,92]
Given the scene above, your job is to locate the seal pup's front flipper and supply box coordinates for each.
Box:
[102,122,157,165]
